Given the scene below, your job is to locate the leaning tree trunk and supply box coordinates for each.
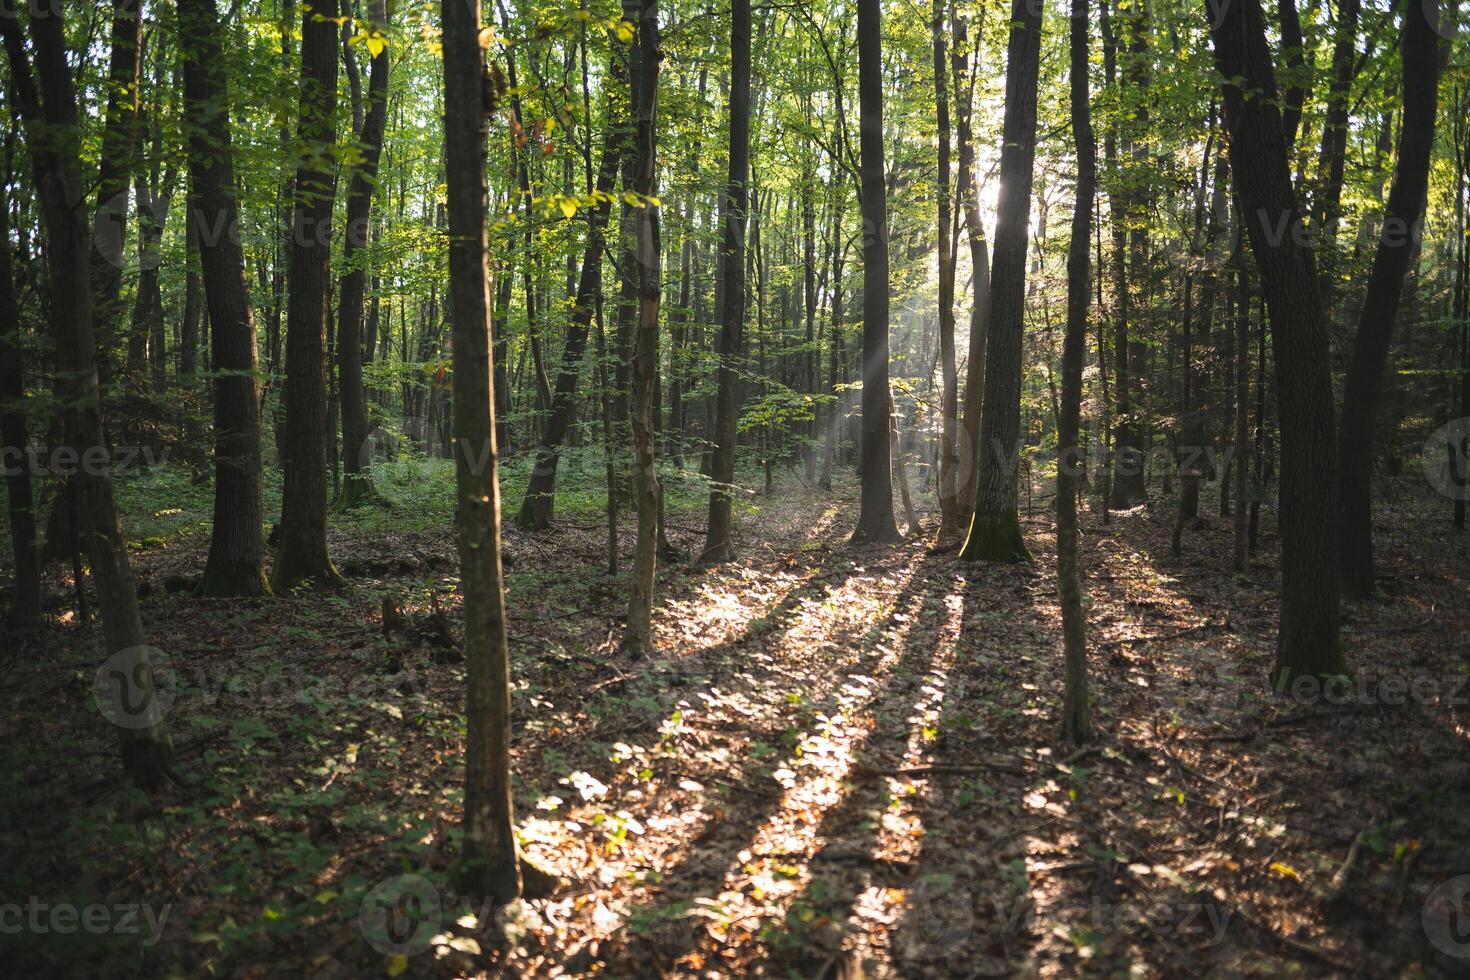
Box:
[850,0,903,545]
[1206,0,1343,687]
[180,0,271,597]
[273,0,343,591]
[1058,0,1095,745]
[2,7,174,788]
[335,0,390,509]
[959,0,1042,562]
[699,0,751,564]
[516,94,626,530]
[622,0,663,657]
[1336,0,1439,598]
[953,6,991,525]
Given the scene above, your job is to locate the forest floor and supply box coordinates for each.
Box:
[3,455,1470,978]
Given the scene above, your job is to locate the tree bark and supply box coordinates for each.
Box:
[1310,0,1361,268]
[959,0,1042,562]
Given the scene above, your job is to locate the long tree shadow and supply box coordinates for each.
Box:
[598,545,946,973]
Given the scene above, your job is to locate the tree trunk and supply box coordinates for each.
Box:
[622,0,663,658]
[273,0,343,591]
[442,0,530,904]
[959,0,1042,562]
[1059,0,1095,745]
[1233,264,1250,573]
[1336,0,1439,598]
[180,0,272,597]
[953,4,990,524]
[933,0,960,541]
[1207,0,1343,687]
[850,0,903,545]
[335,0,390,509]
[2,7,174,787]
[700,0,750,564]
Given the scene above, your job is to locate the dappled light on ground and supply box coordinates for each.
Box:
[5,475,1469,976]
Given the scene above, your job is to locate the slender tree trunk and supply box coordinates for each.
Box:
[700,0,750,564]
[2,7,174,787]
[1207,0,1343,687]
[959,0,1042,562]
[622,0,663,657]
[1336,0,1440,598]
[273,0,343,590]
[336,0,390,508]
[933,0,960,540]
[1233,264,1250,573]
[1059,0,1095,745]
[851,0,903,545]
[891,398,921,533]
[442,0,546,903]
[953,5,990,524]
